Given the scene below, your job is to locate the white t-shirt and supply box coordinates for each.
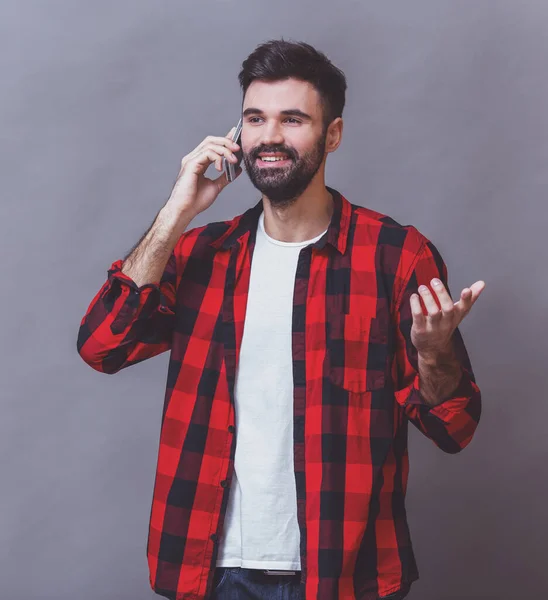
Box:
[216,211,327,570]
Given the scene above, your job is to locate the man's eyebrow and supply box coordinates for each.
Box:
[242,108,313,120]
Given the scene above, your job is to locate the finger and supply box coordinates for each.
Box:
[430,278,455,314]
[417,284,442,317]
[455,282,484,317]
[205,142,239,164]
[192,145,237,174]
[410,293,427,326]
[190,148,227,174]
[200,134,240,153]
[451,288,473,321]
[469,280,486,303]
[186,135,240,170]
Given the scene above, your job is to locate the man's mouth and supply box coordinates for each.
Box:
[256,153,293,167]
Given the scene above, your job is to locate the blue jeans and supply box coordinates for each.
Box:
[211,567,302,600]
[210,567,410,599]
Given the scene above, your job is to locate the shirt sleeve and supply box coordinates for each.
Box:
[76,250,177,374]
[391,235,482,453]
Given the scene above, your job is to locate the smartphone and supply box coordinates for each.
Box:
[223,118,243,182]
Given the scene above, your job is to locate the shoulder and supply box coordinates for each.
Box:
[173,210,247,257]
[349,202,430,256]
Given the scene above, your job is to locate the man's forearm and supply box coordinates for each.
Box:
[121,206,194,287]
[417,338,463,407]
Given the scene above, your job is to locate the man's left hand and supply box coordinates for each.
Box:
[410,278,486,360]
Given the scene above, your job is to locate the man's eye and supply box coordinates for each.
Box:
[247,117,301,124]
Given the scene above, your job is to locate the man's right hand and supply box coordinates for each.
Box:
[164,127,243,222]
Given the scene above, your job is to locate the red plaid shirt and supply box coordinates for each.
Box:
[77,187,481,600]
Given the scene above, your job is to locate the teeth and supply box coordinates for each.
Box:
[261,156,287,162]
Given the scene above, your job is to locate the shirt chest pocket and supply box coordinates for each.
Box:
[327,313,389,393]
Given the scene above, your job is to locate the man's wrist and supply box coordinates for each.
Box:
[156,205,195,241]
[418,341,458,366]
[417,339,462,406]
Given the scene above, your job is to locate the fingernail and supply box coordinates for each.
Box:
[419,285,428,293]
[432,279,441,286]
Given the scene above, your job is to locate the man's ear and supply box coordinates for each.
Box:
[326,117,343,153]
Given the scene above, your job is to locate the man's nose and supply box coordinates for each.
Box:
[260,122,285,147]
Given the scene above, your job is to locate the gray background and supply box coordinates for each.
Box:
[1,1,546,599]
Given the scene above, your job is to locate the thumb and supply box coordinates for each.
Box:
[214,170,230,192]
[215,165,242,190]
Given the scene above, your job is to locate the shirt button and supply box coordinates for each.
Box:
[210,533,218,543]
[228,425,235,434]
[221,480,228,488]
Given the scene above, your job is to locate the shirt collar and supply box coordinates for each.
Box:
[209,186,351,255]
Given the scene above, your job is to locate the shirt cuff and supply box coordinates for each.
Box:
[407,366,476,410]
[107,259,161,293]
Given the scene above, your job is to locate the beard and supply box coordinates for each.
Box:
[242,129,328,208]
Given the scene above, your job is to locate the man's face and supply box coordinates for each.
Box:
[241,78,328,207]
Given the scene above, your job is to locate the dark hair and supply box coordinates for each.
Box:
[238,39,347,129]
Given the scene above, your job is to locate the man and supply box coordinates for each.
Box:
[77,39,484,600]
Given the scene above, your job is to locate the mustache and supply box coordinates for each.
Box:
[248,145,297,161]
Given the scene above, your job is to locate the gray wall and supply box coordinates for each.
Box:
[1,1,546,599]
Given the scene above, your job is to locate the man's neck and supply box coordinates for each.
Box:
[261,183,334,243]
